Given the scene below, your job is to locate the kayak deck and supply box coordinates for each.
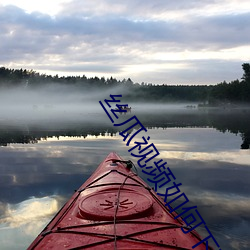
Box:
[28,152,212,249]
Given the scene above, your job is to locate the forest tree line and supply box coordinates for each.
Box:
[0,63,250,104]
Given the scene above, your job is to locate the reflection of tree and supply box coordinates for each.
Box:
[0,110,250,149]
[0,123,120,146]
[0,131,38,146]
[136,109,250,149]
[241,133,250,149]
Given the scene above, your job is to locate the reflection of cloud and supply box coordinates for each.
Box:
[192,191,250,250]
[154,186,250,249]
[0,196,61,249]
[156,185,250,219]
[160,150,250,166]
[185,190,250,216]
[0,202,7,218]
[0,196,59,231]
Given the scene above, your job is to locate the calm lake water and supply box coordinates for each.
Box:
[0,103,250,249]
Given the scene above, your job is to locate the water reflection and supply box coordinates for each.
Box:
[0,107,250,149]
[0,108,250,249]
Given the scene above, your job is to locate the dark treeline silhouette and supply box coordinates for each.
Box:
[0,63,250,104]
[208,64,250,105]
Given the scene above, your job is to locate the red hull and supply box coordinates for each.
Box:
[28,152,212,249]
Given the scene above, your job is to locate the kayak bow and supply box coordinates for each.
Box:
[28,152,213,250]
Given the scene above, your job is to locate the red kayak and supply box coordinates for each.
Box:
[28,152,213,249]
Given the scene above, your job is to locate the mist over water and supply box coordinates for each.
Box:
[0,85,198,125]
[0,85,100,122]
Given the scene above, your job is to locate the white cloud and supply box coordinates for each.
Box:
[0,0,250,84]
[0,0,67,16]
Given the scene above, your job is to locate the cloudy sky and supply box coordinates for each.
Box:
[0,0,250,85]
